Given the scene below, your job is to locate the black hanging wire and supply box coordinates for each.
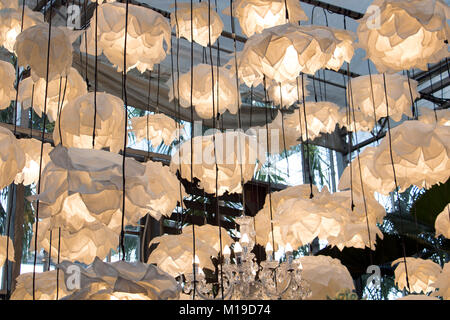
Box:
[367,61,379,139]
[207,0,224,299]
[83,0,89,89]
[33,0,54,300]
[382,73,411,291]
[189,0,198,299]
[426,63,438,122]
[29,84,35,138]
[299,74,314,198]
[279,83,290,177]
[229,0,247,218]
[119,0,130,262]
[347,72,374,265]
[406,71,418,120]
[55,228,61,300]
[92,0,99,148]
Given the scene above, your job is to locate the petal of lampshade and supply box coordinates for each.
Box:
[14,138,53,186]
[81,2,171,73]
[0,235,14,268]
[19,67,87,123]
[53,92,126,153]
[0,7,44,52]
[14,24,82,81]
[298,255,355,300]
[432,262,450,300]
[170,2,223,47]
[393,257,442,294]
[58,257,180,300]
[129,113,184,148]
[435,204,450,239]
[0,126,26,190]
[339,108,376,133]
[418,107,450,126]
[10,270,70,300]
[357,0,450,72]
[284,101,343,141]
[231,24,355,87]
[148,225,233,277]
[170,131,264,196]
[267,78,309,108]
[0,0,17,9]
[168,63,240,119]
[222,0,308,38]
[349,73,419,122]
[0,60,16,110]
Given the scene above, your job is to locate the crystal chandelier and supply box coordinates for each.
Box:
[182,216,311,300]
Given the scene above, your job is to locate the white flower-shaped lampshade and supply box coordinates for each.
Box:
[339,121,450,196]
[284,101,343,141]
[171,2,223,47]
[130,113,183,148]
[393,257,442,294]
[357,0,450,72]
[168,64,240,119]
[170,131,263,195]
[0,127,25,190]
[0,7,43,52]
[148,225,233,277]
[435,204,450,239]
[432,262,450,300]
[233,24,355,87]
[58,258,180,300]
[0,0,17,10]
[10,270,70,300]
[0,60,15,110]
[349,73,420,122]
[224,0,308,38]
[299,255,355,300]
[339,108,376,132]
[255,185,384,250]
[32,216,119,265]
[0,235,14,268]
[81,3,171,73]
[14,138,53,186]
[418,107,450,126]
[19,67,87,122]
[14,24,81,81]
[53,92,125,153]
[267,78,309,108]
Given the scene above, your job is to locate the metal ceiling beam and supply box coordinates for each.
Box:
[299,0,365,20]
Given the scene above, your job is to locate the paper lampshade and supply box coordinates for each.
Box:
[170,131,263,195]
[0,0,17,10]
[357,0,450,72]
[232,24,355,87]
[171,2,223,47]
[32,216,119,265]
[298,255,355,300]
[284,101,343,141]
[393,257,442,294]
[0,7,43,52]
[0,126,25,190]
[267,78,309,108]
[14,138,53,186]
[0,235,14,268]
[418,107,450,126]
[19,67,87,122]
[31,147,181,228]
[53,92,125,153]
[255,185,384,250]
[148,225,233,277]
[339,108,376,133]
[339,121,450,196]
[435,204,450,239]
[81,2,171,73]
[396,295,440,300]
[130,113,183,148]
[432,262,450,300]
[349,73,420,122]
[58,258,180,300]
[168,64,240,119]
[0,60,15,110]
[223,0,308,38]
[14,24,81,81]
[10,270,70,300]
